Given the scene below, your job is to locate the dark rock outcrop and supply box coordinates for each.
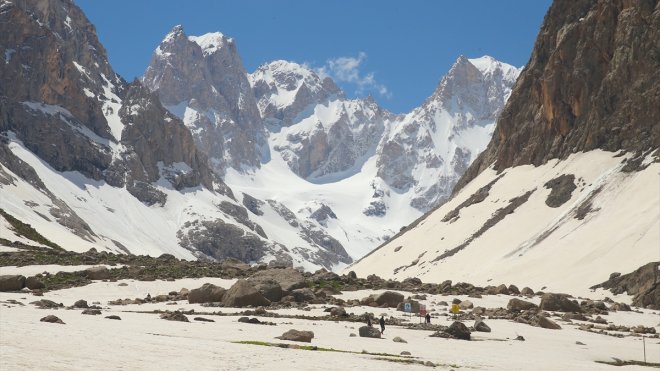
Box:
[457,0,660,192]
[40,315,65,324]
[591,262,659,308]
[507,298,539,312]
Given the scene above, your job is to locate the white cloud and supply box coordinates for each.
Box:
[314,52,391,99]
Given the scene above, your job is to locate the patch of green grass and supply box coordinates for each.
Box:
[0,208,61,249]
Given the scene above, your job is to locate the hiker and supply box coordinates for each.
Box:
[367,316,372,327]
[425,313,431,324]
[379,315,385,334]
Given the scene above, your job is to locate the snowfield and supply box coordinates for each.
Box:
[349,150,660,298]
[0,277,658,370]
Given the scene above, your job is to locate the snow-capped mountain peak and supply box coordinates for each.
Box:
[188,32,233,55]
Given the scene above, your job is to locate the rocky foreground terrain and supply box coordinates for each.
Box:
[0,244,658,370]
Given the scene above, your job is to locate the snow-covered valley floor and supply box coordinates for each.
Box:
[1,269,658,370]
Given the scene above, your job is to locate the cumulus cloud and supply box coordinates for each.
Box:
[314,52,391,99]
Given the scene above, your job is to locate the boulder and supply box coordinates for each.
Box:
[372,291,404,308]
[82,308,102,315]
[25,276,45,290]
[507,298,539,312]
[459,300,474,310]
[539,293,581,312]
[188,283,226,304]
[251,279,283,302]
[508,285,521,295]
[445,321,471,340]
[610,302,631,311]
[160,311,189,322]
[521,287,535,296]
[359,326,381,338]
[495,284,509,295]
[105,315,121,320]
[0,275,26,291]
[330,307,347,317]
[276,329,314,343]
[223,280,271,307]
[40,315,64,324]
[392,336,407,343]
[474,319,491,332]
[85,267,110,280]
[248,268,306,293]
[401,351,411,356]
[194,317,215,322]
[31,299,61,309]
[238,317,261,324]
[73,299,89,309]
[538,315,562,330]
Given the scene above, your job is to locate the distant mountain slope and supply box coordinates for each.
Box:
[348,0,660,292]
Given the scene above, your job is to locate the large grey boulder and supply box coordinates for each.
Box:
[223,280,271,307]
[539,293,581,312]
[358,326,381,338]
[474,319,491,333]
[248,268,306,293]
[276,329,314,343]
[0,275,26,291]
[250,279,283,302]
[188,283,226,304]
[372,291,404,308]
[25,276,45,290]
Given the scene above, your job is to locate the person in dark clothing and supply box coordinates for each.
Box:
[367,317,372,327]
[379,316,385,334]
[425,313,431,324]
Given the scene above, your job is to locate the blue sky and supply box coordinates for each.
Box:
[77,0,551,113]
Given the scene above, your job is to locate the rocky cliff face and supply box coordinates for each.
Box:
[143,26,265,173]
[457,0,659,191]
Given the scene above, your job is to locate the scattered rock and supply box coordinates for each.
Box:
[31,299,62,309]
[194,317,215,322]
[330,306,347,317]
[359,326,382,338]
[160,311,189,322]
[118,283,128,287]
[539,293,581,312]
[81,308,102,315]
[188,283,226,304]
[445,321,471,340]
[25,276,45,290]
[73,299,89,309]
[349,333,356,337]
[474,319,491,332]
[392,336,407,343]
[105,315,121,320]
[40,315,64,324]
[507,298,539,312]
[538,315,562,330]
[610,302,631,311]
[576,341,586,345]
[514,335,525,341]
[85,266,110,280]
[238,317,262,324]
[521,287,535,296]
[0,275,26,291]
[459,300,474,310]
[276,329,314,343]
